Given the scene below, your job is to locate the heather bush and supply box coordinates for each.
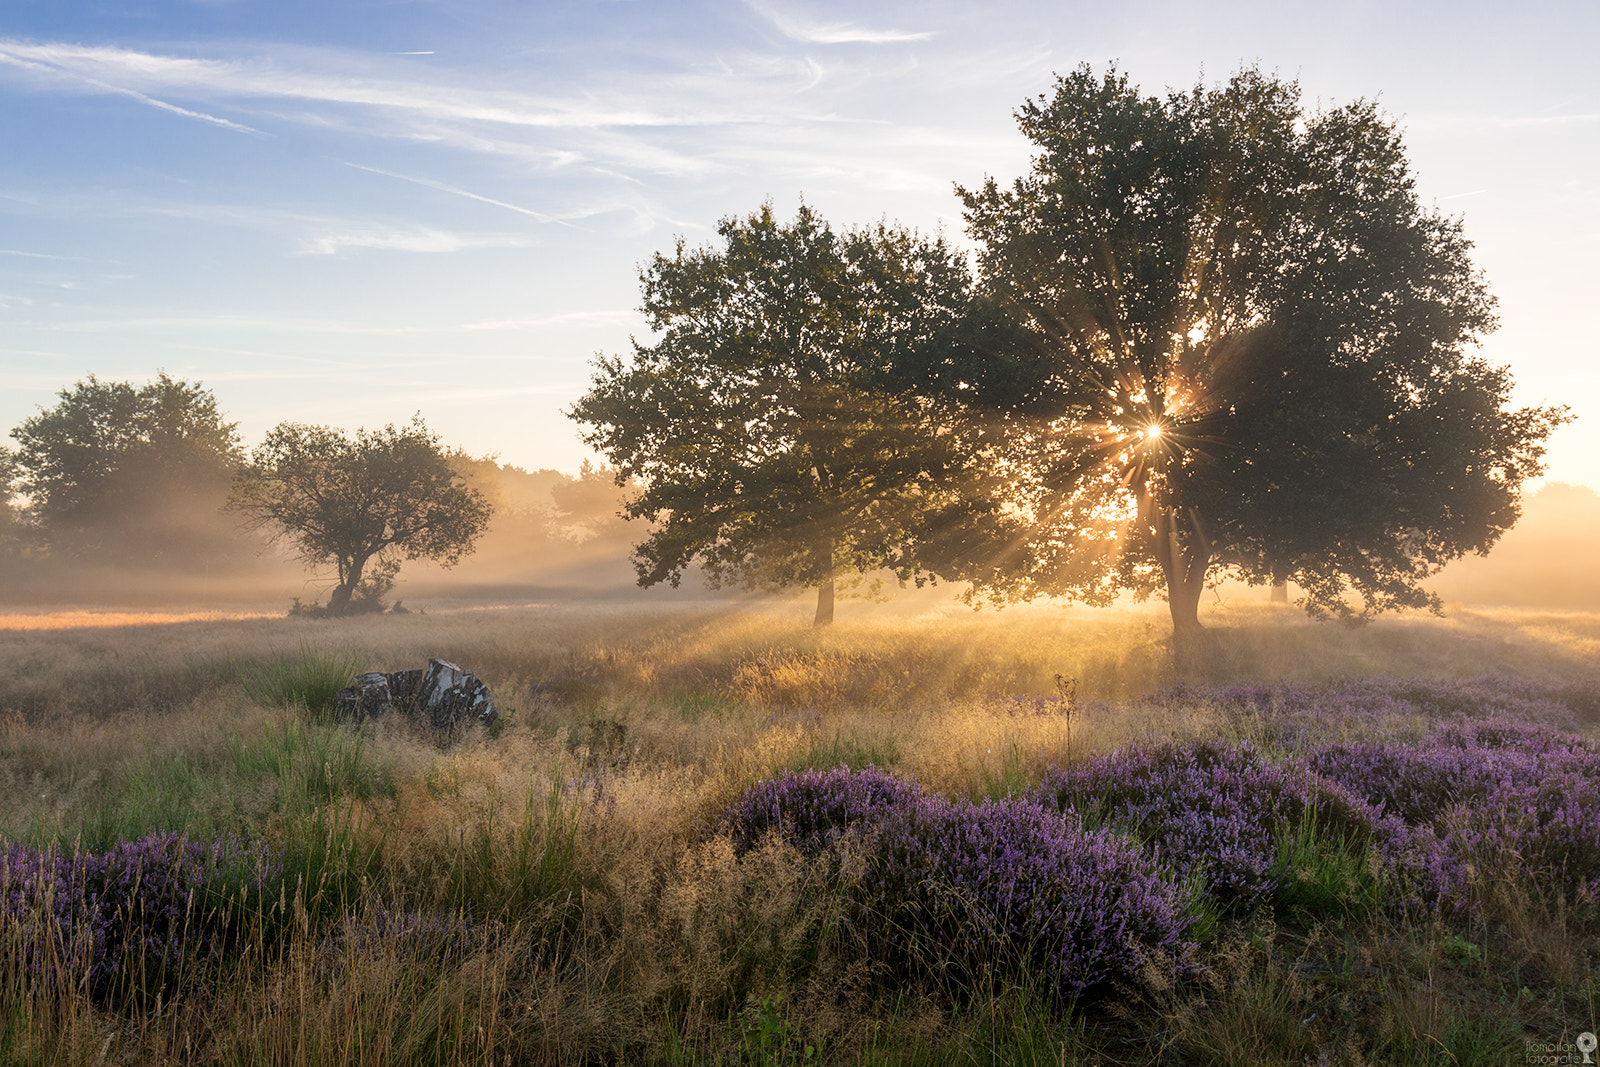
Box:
[1,833,282,1007]
[1030,739,1387,911]
[722,768,1196,999]
[1307,719,1600,909]
[1153,676,1585,752]
[861,796,1197,999]
[721,765,926,855]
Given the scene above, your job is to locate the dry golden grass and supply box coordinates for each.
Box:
[3,598,1599,1065]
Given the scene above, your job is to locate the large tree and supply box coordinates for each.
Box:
[230,417,491,615]
[569,202,987,625]
[949,66,1568,642]
[9,373,244,563]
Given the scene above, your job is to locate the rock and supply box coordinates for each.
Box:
[333,659,496,738]
[413,658,496,733]
[334,672,392,722]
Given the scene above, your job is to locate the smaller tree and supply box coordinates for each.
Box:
[230,417,491,615]
[570,202,983,626]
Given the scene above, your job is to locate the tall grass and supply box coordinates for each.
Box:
[0,602,1597,1063]
[240,645,366,716]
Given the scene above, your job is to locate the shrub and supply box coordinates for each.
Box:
[1151,677,1583,751]
[721,768,1196,999]
[1307,719,1600,909]
[1,833,282,1007]
[862,796,1196,998]
[721,765,926,855]
[1030,739,1386,911]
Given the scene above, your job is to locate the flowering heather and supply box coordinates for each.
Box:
[1030,739,1386,909]
[1152,676,1585,751]
[1306,719,1600,906]
[721,768,1195,997]
[720,765,926,855]
[1,833,281,1005]
[861,796,1195,997]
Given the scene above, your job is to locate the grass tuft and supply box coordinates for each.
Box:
[240,646,366,717]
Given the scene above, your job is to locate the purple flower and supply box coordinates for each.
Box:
[2,833,282,1005]
[720,765,926,855]
[1030,739,1385,909]
[721,767,1196,997]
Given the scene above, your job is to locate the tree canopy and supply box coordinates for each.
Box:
[942,65,1568,639]
[9,373,244,563]
[569,202,987,625]
[229,417,492,615]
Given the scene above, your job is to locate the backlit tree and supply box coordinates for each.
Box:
[570,203,989,625]
[946,66,1568,643]
[230,417,491,615]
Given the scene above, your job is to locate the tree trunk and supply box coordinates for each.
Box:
[1270,580,1288,604]
[1158,507,1211,667]
[813,533,835,628]
[328,555,366,617]
[328,582,356,616]
[814,580,835,628]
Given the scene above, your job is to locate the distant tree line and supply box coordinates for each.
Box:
[1,378,637,611]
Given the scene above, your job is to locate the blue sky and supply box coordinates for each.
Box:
[1,0,1596,487]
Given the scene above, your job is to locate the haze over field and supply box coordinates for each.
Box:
[0,0,1595,487]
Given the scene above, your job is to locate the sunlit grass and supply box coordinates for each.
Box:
[1,600,1597,1063]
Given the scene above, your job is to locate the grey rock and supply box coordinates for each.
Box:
[333,659,496,738]
[334,672,393,723]
[414,658,496,733]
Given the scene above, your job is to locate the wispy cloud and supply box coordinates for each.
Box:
[0,38,746,131]
[0,46,257,132]
[0,248,89,260]
[345,163,559,221]
[29,314,434,335]
[84,77,260,132]
[747,1,934,44]
[374,382,584,405]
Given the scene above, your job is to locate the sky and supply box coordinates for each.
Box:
[1,0,1596,488]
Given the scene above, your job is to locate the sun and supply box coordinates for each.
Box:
[1144,424,1163,440]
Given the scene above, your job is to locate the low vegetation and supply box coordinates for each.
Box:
[2,601,1597,1064]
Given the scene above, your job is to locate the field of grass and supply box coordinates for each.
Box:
[2,599,1598,1065]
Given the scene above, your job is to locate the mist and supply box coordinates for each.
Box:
[1430,482,1600,610]
[3,449,1596,621]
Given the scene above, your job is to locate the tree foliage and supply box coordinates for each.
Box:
[229,417,491,615]
[947,65,1568,636]
[9,373,244,562]
[570,202,985,625]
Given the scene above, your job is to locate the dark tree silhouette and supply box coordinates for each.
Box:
[569,203,984,626]
[945,65,1568,644]
[230,417,491,615]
